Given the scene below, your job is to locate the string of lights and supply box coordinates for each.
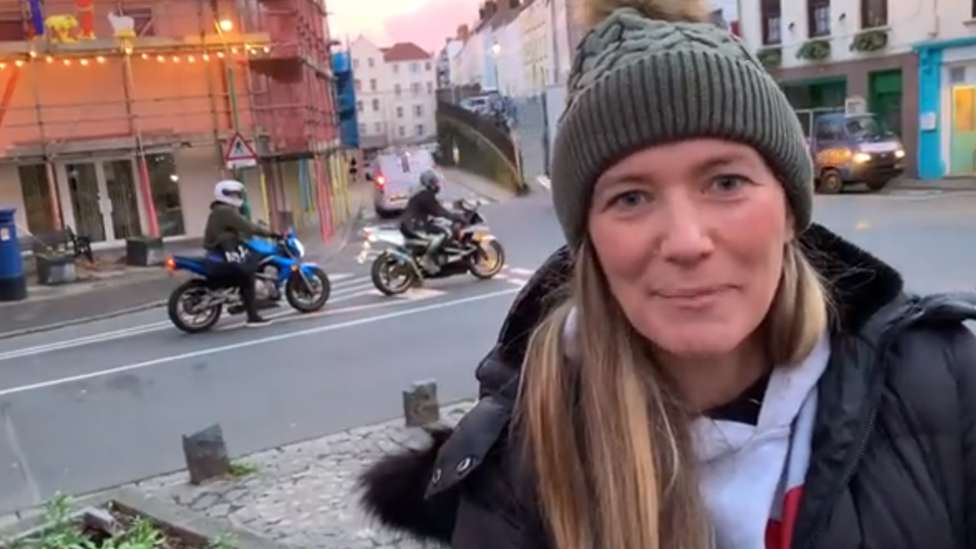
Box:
[0,44,274,70]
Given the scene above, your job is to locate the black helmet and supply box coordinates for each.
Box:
[419,169,440,193]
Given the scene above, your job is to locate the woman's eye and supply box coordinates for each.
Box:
[609,190,647,208]
[710,175,748,193]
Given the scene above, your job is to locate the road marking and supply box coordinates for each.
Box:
[0,287,522,397]
[0,275,375,361]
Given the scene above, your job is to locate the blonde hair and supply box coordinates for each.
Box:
[517,240,828,549]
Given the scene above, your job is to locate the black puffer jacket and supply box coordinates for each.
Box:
[359,224,976,549]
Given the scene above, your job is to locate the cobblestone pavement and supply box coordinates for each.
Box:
[134,401,477,549]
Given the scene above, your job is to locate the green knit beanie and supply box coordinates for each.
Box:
[550,0,814,248]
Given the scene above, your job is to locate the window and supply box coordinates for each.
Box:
[355,79,362,91]
[372,98,380,111]
[0,17,25,41]
[398,126,406,137]
[411,82,421,95]
[123,7,155,36]
[808,0,830,37]
[410,62,419,73]
[145,153,185,237]
[426,82,433,94]
[359,123,367,134]
[860,0,887,27]
[425,61,432,71]
[369,79,377,91]
[357,100,363,112]
[396,106,404,118]
[760,0,782,44]
[374,122,383,133]
[395,84,402,97]
[814,119,842,140]
[353,59,359,69]
[415,124,425,136]
[368,57,375,67]
[393,63,399,73]
[17,165,54,234]
[413,104,423,117]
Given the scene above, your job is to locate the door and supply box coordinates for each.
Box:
[64,159,141,242]
[950,86,976,175]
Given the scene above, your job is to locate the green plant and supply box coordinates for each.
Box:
[756,46,782,68]
[228,459,258,477]
[796,39,831,61]
[849,28,889,52]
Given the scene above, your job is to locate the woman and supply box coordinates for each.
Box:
[357,0,976,547]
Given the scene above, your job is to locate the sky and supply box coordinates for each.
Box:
[328,0,481,53]
[326,0,739,54]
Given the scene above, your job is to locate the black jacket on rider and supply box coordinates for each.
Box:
[357,223,976,549]
[400,188,457,234]
[202,202,275,255]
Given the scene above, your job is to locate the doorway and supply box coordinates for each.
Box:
[950,85,976,175]
[61,159,142,243]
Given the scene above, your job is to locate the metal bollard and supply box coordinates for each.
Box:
[402,379,440,427]
[181,424,231,485]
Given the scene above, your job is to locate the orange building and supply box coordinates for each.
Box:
[0,0,344,248]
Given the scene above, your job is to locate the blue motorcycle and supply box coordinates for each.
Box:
[164,229,331,333]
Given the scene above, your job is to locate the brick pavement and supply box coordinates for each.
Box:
[134,401,476,549]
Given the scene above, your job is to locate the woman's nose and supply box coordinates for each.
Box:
[658,202,714,264]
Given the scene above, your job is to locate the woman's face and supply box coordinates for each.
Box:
[588,139,791,358]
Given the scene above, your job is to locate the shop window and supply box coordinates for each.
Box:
[145,153,185,237]
[760,0,781,44]
[17,164,55,235]
[860,0,887,28]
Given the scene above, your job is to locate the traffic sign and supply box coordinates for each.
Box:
[224,132,257,169]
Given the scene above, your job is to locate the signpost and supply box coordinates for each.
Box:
[224,132,258,169]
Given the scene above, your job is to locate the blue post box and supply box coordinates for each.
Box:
[0,208,27,301]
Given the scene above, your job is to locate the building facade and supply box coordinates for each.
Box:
[350,37,437,150]
[0,0,342,246]
[738,0,920,175]
[437,37,463,89]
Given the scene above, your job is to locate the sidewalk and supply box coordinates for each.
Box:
[133,400,476,548]
[887,176,976,193]
[0,185,372,340]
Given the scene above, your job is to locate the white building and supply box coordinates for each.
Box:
[495,13,526,96]
[437,37,464,88]
[350,37,438,149]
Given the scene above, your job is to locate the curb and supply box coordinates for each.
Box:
[0,201,369,342]
[0,299,167,341]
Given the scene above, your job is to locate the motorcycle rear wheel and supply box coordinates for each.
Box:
[168,279,223,334]
[470,240,506,279]
[371,251,416,296]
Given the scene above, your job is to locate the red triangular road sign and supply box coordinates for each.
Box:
[225,132,257,162]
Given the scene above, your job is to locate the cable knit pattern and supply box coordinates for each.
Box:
[550,8,814,247]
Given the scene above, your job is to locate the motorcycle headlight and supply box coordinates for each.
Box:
[292,239,305,258]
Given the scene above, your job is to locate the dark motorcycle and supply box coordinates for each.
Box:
[358,199,505,296]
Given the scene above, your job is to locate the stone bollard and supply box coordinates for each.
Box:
[182,424,231,485]
[403,379,440,427]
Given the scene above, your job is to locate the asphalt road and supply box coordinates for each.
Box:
[0,187,974,515]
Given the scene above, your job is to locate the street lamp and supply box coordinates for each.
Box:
[490,41,501,92]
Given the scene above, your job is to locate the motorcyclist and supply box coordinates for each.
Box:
[400,170,463,274]
[202,179,279,327]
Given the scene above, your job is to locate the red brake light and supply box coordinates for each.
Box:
[165,257,176,271]
[375,175,385,190]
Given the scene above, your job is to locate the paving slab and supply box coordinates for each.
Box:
[134,401,475,549]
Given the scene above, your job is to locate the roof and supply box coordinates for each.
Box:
[382,42,431,62]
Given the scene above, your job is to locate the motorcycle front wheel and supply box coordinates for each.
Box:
[285,266,331,313]
[370,251,416,296]
[470,239,506,279]
[167,279,223,334]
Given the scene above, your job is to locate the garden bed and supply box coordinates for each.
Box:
[0,489,282,549]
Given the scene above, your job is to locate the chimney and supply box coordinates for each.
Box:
[457,24,469,40]
[478,6,486,19]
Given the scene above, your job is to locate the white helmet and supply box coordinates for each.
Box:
[214,179,246,208]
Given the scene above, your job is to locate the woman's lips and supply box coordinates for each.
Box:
[656,285,735,299]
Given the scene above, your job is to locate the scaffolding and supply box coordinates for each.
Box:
[0,0,342,239]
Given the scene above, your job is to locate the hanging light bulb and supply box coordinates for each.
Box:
[263,46,270,53]
[45,56,53,63]
[0,63,6,69]
[29,50,37,58]
[80,58,89,65]
[142,53,149,59]
[96,56,105,63]
[63,59,71,65]
[14,60,23,67]
[188,55,196,62]
[157,55,165,62]
[172,55,179,62]
[124,47,133,55]
[202,53,210,61]
[230,47,238,54]
[216,51,224,58]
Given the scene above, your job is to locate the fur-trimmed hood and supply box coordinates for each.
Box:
[356,223,909,545]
